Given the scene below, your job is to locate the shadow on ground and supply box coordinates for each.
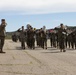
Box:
[41,51,61,54]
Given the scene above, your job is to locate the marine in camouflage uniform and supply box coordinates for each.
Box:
[64,29,68,49]
[74,31,76,49]
[17,26,26,49]
[70,30,76,49]
[70,32,75,49]
[51,32,56,48]
[36,30,40,47]
[58,24,67,52]
[27,27,35,49]
[40,28,47,49]
[0,19,7,53]
[56,32,59,48]
[67,33,72,49]
[49,30,56,48]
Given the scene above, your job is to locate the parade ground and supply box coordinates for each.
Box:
[0,40,76,75]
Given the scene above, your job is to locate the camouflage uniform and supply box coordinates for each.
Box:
[27,28,35,49]
[65,34,68,48]
[36,30,40,46]
[52,32,56,48]
[67,33,72,49]
[70,31,76,49]
[40,30,47,49]
[70,33,75,49]
[17,27,26,49]
[56,32,59,48]
[49,32,56,48]
[58,27,67,52]
[74,32,76,49]
[0,19,6,52]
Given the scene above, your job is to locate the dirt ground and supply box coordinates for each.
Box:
[0,39,76,75]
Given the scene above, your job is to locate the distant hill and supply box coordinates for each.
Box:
[5,26,76,39]
[6,31,16,39]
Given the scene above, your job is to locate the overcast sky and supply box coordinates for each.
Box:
[0,0,76,31]
[0,0,76,14]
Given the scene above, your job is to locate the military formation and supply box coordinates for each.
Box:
[11,23,76,52]
[49,24,76,52]
[0,19,76,53]
[16,25,47,50]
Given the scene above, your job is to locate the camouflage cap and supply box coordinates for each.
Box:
[22,26,24,28]
[1,19,5,21]
[60,23,63,26]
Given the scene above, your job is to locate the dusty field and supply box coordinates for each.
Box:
[0,40,76,75]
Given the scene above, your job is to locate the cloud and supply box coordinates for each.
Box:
[0,0,76,15]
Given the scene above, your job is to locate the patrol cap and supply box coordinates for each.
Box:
[22,26,24,28]
[60,23,63,26]
[34,28,36,30]
[1,19,5,21]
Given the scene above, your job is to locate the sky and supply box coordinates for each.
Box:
[0,0,76,32]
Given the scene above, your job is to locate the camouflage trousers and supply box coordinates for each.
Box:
[20,38,25,49]
[41,37,47,49]
[27,38,35,49]
[0,36,5,51]
[59,39,65,49]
